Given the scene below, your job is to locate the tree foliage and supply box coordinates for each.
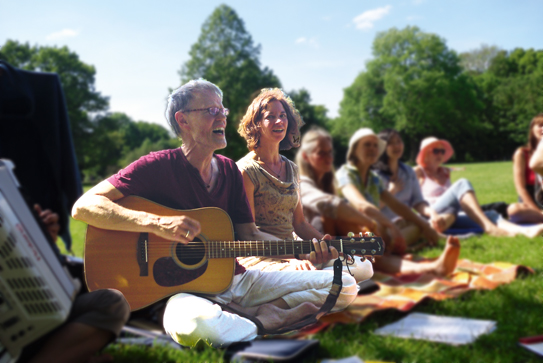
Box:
[460,44,502,73]
[471,48,543,159]
[0,40,110,170]
[1,40,178,179]
[178,4,281,160]
[333,26,484,161]
[86,113,175,179]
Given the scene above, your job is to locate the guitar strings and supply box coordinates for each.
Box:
[121,240,381,258]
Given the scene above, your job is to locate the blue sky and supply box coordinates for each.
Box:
[1,0,542,130]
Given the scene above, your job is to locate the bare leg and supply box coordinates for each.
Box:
[507,203,543,224]
[459,191,514,236]
[373,236,460,277]
[227,299,319,332]
[396,220,422,246]
[434,213,456,232]
[496,218,543,238]
[28,323,114,363]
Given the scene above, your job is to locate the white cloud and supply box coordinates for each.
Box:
[353,5,392,30]
[46,29,79,41]
[295,37,319,49]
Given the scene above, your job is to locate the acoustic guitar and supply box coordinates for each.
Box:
[84,196,385,311]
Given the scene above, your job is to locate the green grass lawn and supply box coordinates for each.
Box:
[65,161,543,362]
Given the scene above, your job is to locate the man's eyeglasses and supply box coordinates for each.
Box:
[432,148,446,155]
[182,107,229,116]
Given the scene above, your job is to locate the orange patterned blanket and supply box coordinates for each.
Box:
[310,259,533,329]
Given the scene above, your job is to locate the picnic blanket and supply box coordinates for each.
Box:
[318,258,533,327]
[238,256,533,338]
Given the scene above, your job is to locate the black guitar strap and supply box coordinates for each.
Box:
[198,257,344,336]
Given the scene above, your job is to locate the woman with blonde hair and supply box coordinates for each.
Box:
[295,126,377,235]
[297,126,461,277]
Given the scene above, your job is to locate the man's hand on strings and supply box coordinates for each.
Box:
[299,234,339,269]
[155,215,201,244]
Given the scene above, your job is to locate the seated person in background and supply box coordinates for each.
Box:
[72,79,357,348]
[19,205,130,363]
[414,136,543,238]
[372,129,450,243]
[297,127,460,277]
[529,133,543,182]
[236,88,372,282]
[507,113,543,223]
[336,128,441,255]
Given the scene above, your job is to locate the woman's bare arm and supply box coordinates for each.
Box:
[513,148,539,210]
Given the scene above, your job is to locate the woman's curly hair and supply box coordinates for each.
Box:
[238,88,304,151]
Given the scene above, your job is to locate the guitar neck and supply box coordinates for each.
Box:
[205,237,383,259]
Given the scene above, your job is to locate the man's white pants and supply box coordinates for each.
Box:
[163,268,359,347]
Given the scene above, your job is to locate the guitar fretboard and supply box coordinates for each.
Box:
[204,238,382,259]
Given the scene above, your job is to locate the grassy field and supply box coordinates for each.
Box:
[65,161,543,363]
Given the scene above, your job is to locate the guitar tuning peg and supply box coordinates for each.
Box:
[347,232,354,237]
[364,231,374,237]
[359,232,363,237]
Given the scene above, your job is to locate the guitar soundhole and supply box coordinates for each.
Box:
[175,238,205,266]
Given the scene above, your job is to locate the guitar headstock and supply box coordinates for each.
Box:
[332,232,385,261]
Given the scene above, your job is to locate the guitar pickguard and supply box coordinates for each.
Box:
[153,257,209,287]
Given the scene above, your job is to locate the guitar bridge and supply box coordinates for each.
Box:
[137,233,149,276]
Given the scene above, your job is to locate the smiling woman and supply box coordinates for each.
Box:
[414,136,543,238]
[336,128,442,255]
[235,90,373,283]
[236,88,310,242]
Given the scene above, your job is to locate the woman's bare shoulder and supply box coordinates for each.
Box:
[513,146,527,162]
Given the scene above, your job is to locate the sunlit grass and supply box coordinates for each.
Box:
[64,162,542,362]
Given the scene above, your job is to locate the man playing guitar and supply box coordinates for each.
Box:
[72,79,359,348]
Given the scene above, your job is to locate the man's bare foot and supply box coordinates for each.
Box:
[433,236,461,277]
[255,302,319,332]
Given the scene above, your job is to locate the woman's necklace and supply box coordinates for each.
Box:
[258,156,283,178]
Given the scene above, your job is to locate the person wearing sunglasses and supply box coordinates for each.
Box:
[414,137,543,237]
[372,129,453,245]
[297,127,460,277]
[335,128,441,255]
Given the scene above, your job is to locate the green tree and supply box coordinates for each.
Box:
[122,120,172,152]
[84,112,131,179]
[86,113,176,179]
[178,4,281,160]
[460,44,502,73]
[0,40,110,170]
[334,26,484,161]
[289,88,329,130]
[472,48,543,159]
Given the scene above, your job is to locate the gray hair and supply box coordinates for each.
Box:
[165,79,223,137]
